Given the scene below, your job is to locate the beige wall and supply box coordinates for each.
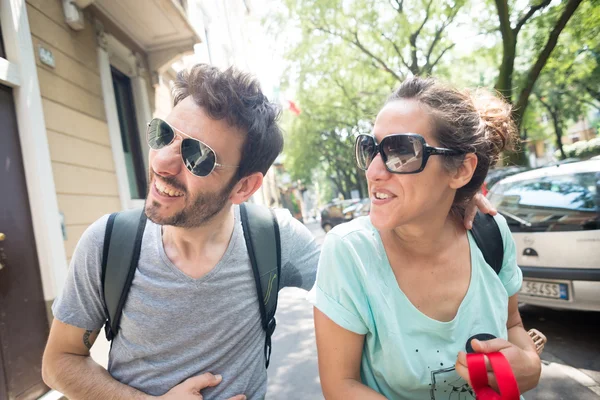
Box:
[27,0,121,265]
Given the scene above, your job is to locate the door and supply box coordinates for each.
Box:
[111,67,147,200]
[0,83,50,399]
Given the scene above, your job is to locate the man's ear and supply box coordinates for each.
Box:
[449,153,478,190]
[229,172,264,204]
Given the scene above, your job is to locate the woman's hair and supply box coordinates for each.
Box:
[387,76,517,217]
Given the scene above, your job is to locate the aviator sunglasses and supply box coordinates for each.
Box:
[146,118,238,177]
[355,133,463,174]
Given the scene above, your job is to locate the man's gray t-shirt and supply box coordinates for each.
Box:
[52,205,319,399]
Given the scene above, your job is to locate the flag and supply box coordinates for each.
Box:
[287,100,301,116]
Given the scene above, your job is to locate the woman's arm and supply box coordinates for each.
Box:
[455,294,542,393]
[506,294,539,355]
[314,308,386,400]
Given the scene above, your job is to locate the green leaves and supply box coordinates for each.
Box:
[274,0,465,198]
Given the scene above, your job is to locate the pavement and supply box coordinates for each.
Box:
[87,219,600,399]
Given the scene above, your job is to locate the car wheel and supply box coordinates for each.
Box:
[323,223,332,233]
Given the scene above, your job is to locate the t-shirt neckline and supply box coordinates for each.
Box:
[372,223,479,331]
[153,206,241,286]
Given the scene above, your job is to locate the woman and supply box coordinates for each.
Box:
[309,77,541,399]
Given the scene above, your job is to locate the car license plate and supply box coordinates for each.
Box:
[520,280,569,300]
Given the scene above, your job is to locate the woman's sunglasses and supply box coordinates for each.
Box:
[355,133,463,174]
[146,118,238,177]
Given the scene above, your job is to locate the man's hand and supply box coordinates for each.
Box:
[455,338,541,394]
[528,329,547,355]
[157,373,246,400]
[464,193,497,230]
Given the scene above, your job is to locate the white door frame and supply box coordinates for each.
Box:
[0,0,68,300]
[97,27,152,210]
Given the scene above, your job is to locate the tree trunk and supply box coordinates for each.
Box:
[551,111,566,160]
[495,38,517,103]
[494,0,516,103]
[513,0,584,129]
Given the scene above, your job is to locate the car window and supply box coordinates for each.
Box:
[488,171,600,232]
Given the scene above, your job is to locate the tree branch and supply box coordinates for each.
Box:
[381,32,411,72]
[425,43,455,74]
[534,91,553,112]
[350,30,404,82]
[565,91,600,111]
[513,0,583,126]
[424,6,460,71]
[494,0,514,47]
[514,0,553,35]
[390,0,404,14]
[311,25,403,82]
[581,83,600,102]
[409,0,434,74]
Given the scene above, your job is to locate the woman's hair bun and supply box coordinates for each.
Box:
[472,89,517,165]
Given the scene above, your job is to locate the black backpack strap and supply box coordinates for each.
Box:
[101,208,147,341]
[471,211,504,275]
[239,203,281,369]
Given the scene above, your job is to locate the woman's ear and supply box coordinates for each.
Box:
[449,153,478,190]
[229,172,264,204]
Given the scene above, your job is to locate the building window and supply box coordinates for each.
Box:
[0,23,6,59]
[111,67,147,199]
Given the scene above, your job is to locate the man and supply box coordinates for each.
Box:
[42,64,320,400]
[42,64,506,400]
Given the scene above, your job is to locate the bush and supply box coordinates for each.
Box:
[555,136,600,159]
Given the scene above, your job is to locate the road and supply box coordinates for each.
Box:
[266,220,600,399]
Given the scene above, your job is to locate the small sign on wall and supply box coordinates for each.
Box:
[38,45,56,68]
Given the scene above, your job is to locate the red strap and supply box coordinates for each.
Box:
[488,352,520,400]
[467,352,520,400]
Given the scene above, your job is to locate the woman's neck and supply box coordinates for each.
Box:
[383,210,464,261]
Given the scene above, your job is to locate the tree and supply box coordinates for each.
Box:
[526,0,600,161]
[493,0,584,128]
[277,0,465,199]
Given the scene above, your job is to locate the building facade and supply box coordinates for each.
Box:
[0,1,201,398]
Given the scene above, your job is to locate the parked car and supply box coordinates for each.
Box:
[482,166,530,196]
[487,160,600,311]
[320,199,362,232]
[353,198,371,218]
[544,157,581,167]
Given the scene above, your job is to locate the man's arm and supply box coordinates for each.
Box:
[276,210,321,290]
[42,319,150,400]
[43,320,245,400]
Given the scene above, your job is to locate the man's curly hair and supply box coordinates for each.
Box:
[173,64,283,180]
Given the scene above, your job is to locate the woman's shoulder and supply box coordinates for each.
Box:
[324,216,380,252]
[329,216,377,238]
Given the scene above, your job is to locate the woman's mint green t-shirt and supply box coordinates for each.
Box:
[308,214,522,400]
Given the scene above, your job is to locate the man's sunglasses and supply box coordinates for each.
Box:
[355,133,463,174]
[146,118,238,177]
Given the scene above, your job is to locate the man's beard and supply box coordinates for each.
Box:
[145,174,238,228]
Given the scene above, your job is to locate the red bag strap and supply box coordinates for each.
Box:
[467,352,520,400]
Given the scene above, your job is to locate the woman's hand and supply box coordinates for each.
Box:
[455,338,541,394]
[464,193,497,229]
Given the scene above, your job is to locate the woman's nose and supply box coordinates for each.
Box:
[150,140,182,177]
[366,153,390,182]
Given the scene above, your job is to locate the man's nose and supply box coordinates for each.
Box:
[151,139,182,177]
[365,153,390,182]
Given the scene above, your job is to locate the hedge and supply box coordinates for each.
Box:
[554,137,600,159]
